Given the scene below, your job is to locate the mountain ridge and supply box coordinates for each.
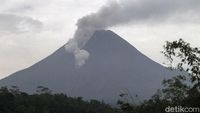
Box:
[0,30,173,104]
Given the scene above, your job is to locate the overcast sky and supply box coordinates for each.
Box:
[0,0,200,79]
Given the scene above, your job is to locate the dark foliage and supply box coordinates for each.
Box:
[119,39,200,113]
[0,86,118,113]
[162,38,200,83]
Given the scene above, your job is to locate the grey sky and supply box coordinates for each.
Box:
[0,13,42,33]
[0,0,200,79]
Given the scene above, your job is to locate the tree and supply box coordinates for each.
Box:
[162,38,200,83]
[36,86,52,94]
[118,39,200,113]
[0,86,118,113]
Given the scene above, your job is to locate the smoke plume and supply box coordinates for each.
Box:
[65,0,200,67]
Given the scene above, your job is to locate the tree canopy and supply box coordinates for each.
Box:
[119,39,200,113]
[0,86,118,113]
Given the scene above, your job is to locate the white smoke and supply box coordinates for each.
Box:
[65,0,200,67]
[65,1,120,67]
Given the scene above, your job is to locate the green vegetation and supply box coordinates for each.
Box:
[119,39,200,113]
[0,86,118,113]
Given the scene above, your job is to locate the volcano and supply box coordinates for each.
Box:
[0,30,173,104]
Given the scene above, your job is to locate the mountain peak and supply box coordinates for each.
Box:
[0,30,173,104]
[92,30,115,35]
[87,30,129,47]
[83,30,141,61]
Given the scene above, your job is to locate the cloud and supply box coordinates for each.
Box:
[65,0,200,67]
[1,0,200,78]
[0,0,109,78]
[0,13,43,33]
[114,0,200,24]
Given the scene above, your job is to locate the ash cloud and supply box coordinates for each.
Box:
[65,0,200,67]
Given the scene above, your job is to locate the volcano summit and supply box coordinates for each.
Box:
[0,30,172,104]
